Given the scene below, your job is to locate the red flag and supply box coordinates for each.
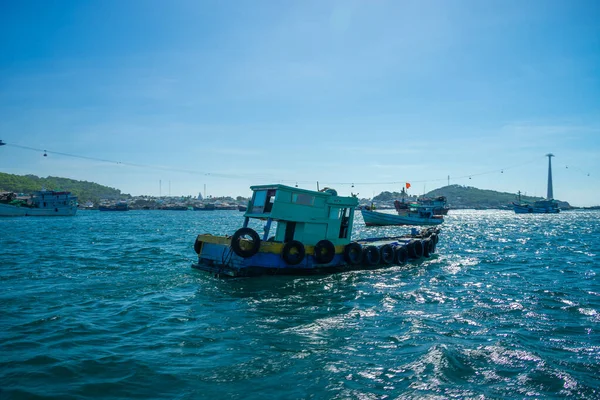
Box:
[406,182,411,189]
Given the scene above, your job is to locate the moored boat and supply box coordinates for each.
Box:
[0,190,78,217]
[192,184,441,277]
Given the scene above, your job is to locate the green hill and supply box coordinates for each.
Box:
[0,172,129,203]
[421,184,570,209]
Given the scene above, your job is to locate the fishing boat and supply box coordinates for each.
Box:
[192,184,440,277]
[417,196,449,215]
[0,190,78,217]
[361,205,444,227]
[513,192,560,214]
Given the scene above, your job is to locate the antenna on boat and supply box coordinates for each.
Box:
[317,181,320,191]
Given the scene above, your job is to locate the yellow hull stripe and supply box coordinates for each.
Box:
[195,234,345,255]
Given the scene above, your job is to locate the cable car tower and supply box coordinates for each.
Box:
[546,153,554,200]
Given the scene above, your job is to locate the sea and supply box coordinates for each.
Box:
[1,209,599,399]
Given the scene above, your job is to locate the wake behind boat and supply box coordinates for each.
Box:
[0,190,78,216]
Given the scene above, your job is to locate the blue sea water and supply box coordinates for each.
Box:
[1,210,599,399]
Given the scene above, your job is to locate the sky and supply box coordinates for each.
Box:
[0,0,599,206]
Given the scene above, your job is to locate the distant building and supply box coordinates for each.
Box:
[197,192,203,200]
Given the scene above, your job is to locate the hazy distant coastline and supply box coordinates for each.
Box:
[1,172,591,210]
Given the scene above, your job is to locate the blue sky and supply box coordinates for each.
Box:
[1,0,599,206]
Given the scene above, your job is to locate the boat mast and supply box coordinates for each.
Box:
[546,153,554,200]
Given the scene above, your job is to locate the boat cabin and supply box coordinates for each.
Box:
[243,184,358,246]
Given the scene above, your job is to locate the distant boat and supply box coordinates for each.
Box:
[238,204,247,212]
[513,192,559,214]
[361,207,444,226]
[160,205,188,211]
[193,203,216,211]
[416,196,449,215]
[0,190,78,217]
[99,201,129,211]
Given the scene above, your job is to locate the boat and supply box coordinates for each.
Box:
[0,190,78,216]
[238,204,247,212]
[193,203,216,211]
[159,204,188,210]
[361,205,444,227]
[192,184,441,277]
[513,191,559,214]
[417,196,449,215]
[513,154,560,214]
[513,200,560,214]
[99,201,129,211]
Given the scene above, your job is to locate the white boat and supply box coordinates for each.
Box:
[361,207,444,226]
[0,190,78,217]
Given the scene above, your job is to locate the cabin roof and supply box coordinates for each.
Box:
[251,184,328,197]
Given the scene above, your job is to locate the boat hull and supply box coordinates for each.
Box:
[0,203,77,216]
[361,209,443,226]
[0,203,27,216]
[513,203,560,214]
[192,228,440,277]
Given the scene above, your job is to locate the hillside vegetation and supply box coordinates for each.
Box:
[0,172,128,203]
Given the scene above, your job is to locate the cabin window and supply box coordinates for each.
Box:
[264,189,277,213]
[292,193,315,206]
[252,189,277,213]
[251,190,267,213]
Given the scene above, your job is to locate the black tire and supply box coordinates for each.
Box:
[282,240,305,265]
[422,239,431,257]
[412,240,424,259]
[379,244,394,264]
[344,242,363,265]
[362,245,380,266]
[406,240,423,259]
[431,233,439,245]
[428,238,436,254]
[394,246,408,264]
[230,228,261,258]
[314,240,335,264]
